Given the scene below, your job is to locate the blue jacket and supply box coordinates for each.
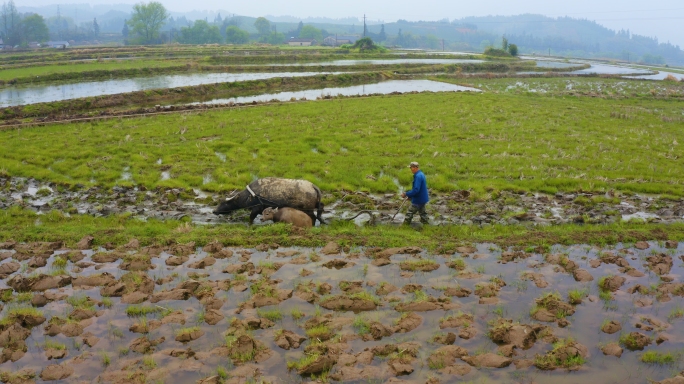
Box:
[405,170,429,205]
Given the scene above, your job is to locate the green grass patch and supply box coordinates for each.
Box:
[15,292,33,303]
[348,291,381,305]
[352,316,371,335]
[568,288,588,303]
[142,355,156,369]
[51,256,67,269]
[101,297,113,308]
[290,308,305,320]
[287,353,321,371]
[257,308,283,322]
[125,305,162,317]
[66,295,94,310]
[668,307,684,322]
[305,324,332,340]
[175,326,200,337]
[44,340,66,350]
[100,351,111,367]
[640,351,676,364]
[6,306,43,319]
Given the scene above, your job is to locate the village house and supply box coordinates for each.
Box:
[322,35,360,46]
[287,38,316,46]
[45,41,70,49]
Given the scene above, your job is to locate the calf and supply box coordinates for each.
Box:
[261,207,313,228]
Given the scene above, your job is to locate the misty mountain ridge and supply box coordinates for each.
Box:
[12,4,684,65]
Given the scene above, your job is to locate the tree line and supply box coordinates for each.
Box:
[122,2,332,45]
[1,0,105,47]
[1,0,50,47]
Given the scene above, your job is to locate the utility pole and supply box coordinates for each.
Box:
[57,5,61,39]
[363,14,366,37]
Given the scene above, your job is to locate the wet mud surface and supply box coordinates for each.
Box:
[0,237,683,383]
[2,177,684,227]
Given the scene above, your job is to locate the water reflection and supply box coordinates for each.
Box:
[190,80,480,105]
[626,70,684,81]
[0,72,346,107]
[259,58,484,66]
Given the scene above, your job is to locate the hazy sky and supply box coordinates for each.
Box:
[32,0,684,47]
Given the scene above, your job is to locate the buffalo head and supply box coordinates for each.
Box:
[213,193,244,215]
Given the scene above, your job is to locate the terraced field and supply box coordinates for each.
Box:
[1,46,684,384]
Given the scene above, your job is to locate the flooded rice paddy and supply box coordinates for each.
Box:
[0,72,346,107]
[190,80,480,106]
[0,237,683,383]
[250,59,485,66]
[1,57,679,109]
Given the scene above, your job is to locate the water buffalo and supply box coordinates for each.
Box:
[261,207,313,228]
[213,178,325,225]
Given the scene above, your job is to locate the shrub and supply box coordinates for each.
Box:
[484,47,511,57]
[508,44,518,56]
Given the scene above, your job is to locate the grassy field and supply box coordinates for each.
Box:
[1,90,683,196]
[435,76,684,98]
[0,59,187,82]
[1,206,681,249]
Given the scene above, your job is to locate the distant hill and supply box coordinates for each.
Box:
[374,14,683,65]
[15,4,684,65]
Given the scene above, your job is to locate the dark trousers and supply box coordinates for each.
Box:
[404,203,429,224]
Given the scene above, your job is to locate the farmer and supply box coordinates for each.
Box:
[401,161,429,225]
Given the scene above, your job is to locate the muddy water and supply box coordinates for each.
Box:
[190,80,481,106]
[0,240,682,383]
[0,72,347,107]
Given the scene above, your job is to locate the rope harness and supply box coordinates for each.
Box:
[241,185,317,214]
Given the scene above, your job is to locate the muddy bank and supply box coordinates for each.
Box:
[0,235,682,383]
[2,177,683,226]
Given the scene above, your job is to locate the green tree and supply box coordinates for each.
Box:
[501,36,509,51]
[425,34,440,49]
[299,25,322,41]
[20,13,49,43]
[263,31,285,45]
[127,1,169,44]
[479,40,491,50]
[177,19,222,44]
[378,24,386,41]
[253,17,270,37]
[508,43,518,56]
[1,0,20,45]
[122,19,129,38]
[225,25,249,44]
[93,18,99,37]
